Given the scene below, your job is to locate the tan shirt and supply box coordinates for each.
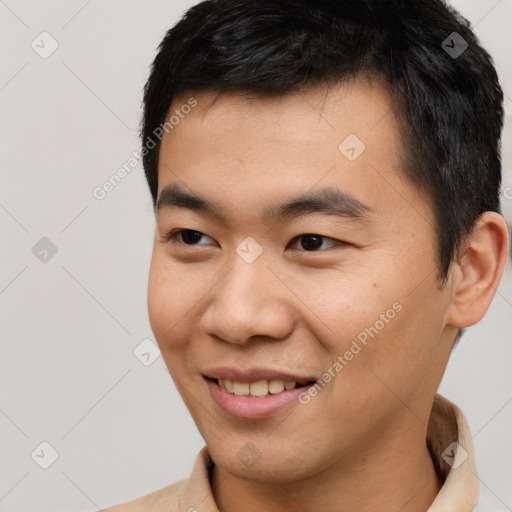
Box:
[104,394,479,512]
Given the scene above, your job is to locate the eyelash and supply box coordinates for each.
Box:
[161,229,346,252]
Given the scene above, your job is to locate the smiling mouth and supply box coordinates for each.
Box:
[211,377,316,397]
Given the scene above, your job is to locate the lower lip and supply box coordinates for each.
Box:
[206,379,313,420]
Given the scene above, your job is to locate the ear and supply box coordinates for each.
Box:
[446,212,509,328]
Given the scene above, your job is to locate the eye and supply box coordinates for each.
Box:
[162,229,216,246]
[162,230,346,252]
[289,233,344,251]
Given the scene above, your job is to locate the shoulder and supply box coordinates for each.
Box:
[102,479,186,512]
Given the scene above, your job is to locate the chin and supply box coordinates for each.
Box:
[207,438,324,484]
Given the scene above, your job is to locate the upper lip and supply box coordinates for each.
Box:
[203,367,317,385]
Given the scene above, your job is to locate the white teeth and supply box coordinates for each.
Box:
[249,380,268,396]
[268,380,285,394]
[217,378,303,396]
[233,381,250,395]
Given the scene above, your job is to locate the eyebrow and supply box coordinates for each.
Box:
[156,183,374,225]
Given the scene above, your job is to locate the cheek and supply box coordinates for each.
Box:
[330,284,448,411]
[147,252,207,352]
[295,263,443,387]
[285,265,400,349]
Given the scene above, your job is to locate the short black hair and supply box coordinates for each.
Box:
[141,0,504,283]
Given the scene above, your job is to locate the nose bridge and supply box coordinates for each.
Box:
[201,252,295,345]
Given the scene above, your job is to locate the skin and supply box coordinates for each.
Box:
[147,79,509,512]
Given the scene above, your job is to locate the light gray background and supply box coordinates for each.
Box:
[0,1,511,511]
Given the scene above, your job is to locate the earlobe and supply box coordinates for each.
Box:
[446,212,509,329]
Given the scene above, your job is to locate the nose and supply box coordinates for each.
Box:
[200,256,296,346]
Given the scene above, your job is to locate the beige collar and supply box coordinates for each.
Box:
[427,394,479,511]
[180,393,479,512]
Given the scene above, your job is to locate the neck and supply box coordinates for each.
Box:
[211,422,443,512]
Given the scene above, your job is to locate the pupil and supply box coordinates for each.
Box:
[182,230,202,244]
[301,234,322,251]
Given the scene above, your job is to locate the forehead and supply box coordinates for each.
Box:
[156,80,426,226]
[165,80,397,154]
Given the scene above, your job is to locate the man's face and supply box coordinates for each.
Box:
[148,81,457,481]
